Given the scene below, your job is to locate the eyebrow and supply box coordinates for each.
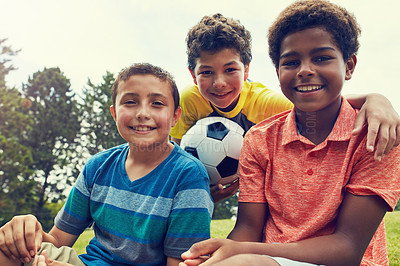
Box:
[120,92,168,99]
[197,61,240,70]
[280,47,337,59]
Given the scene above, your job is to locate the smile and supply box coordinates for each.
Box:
[132,126,155,131]
[296,85,323,92]
[211,91,231,97]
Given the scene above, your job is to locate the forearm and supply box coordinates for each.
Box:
[47,226,79,248]
[227,224,263,242]
[344,93,368,109]
[227,202,267,242]
[233,233,362,265]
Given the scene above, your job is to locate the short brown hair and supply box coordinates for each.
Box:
[112,63,179,111]
[268,0,361,68]
[186,13,252,71]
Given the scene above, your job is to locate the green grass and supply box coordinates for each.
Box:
[386,211,400,265]
[73,212,399,265]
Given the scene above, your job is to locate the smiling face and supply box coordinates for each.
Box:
[191,48,249,112]
[110,74,181,151]
[277,27,356,113]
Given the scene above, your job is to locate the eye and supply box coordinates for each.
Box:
[199,70,212,75]
[152,101,165,107]
[124,100,137,105]
[280,59,299,68]
[314,56,333,63]
[225,68,237,73]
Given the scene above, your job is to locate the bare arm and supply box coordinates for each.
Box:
[181,193,388,265]
[227,202,267,242]
[346,93,400,160]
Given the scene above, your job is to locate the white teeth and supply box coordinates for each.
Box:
[296,85,322,92]
[135,126,152,131]
[213,91,229,96]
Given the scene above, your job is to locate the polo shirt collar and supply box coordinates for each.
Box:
[282,97,357,146]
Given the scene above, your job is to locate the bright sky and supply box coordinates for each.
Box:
[1,0,400,114]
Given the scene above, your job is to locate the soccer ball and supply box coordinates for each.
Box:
[180,117,245,185]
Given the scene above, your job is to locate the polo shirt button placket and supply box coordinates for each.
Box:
[307,169,313,175]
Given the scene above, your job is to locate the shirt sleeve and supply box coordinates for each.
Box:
[238,129,269,203]
[163,162,213,258]
[346,138,400,211]
[54,171,93,235]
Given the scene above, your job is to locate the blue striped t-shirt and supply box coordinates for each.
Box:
[55,143,213,265]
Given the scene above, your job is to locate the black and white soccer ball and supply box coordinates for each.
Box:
[180,117,245,185]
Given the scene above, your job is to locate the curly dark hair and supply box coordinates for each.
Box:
[268,0,361,68]
[186,13,252,71]
[112,63,179,111]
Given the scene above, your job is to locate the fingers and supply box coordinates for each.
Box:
[364,119,379,153]
[369,123,400,161]
[0,215,42,263]
[26,215,42,256]
[395,126,400,147]
[210,184,223,194]
[33,254,46,266]
[371,124,387,161]
[182,239,225,260]
[351,108,366,136]
[179,257,209,266]
[0,222,18,260]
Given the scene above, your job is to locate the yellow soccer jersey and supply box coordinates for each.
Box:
[170,80,293,139]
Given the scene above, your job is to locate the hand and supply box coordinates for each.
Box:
[210,179,239,203]
[32,251,48,266]
[180,238,244,266]
[352,93,400,161]
[0,214,44,263]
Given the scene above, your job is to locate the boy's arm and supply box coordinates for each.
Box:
[0,215,79,263]
[346,93,400,160]
[227,202,267,242]
[181,193,388,265]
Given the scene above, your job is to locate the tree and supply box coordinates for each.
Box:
[0,87,35,225]
[21,67,81,226]
[0,39,35,225]
[80,71,124,156]
[212,192,238,219]
[0,38,20,88]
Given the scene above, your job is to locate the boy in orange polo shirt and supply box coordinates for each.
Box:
[173,12,400,203]
[180,1,400,265]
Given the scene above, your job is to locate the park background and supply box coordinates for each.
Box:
[0,0,399,264]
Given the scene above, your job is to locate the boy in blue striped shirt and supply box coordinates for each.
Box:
[0,63,213,266]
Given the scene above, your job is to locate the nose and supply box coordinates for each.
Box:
[136,105,150,120]
[213,74,227,89]
[297,62,315,78]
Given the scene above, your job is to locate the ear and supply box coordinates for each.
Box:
[244,63,250,81]
[345,55,357,80]
[110,105,117,122]
[171,107,182,127]
[188,67,198,85]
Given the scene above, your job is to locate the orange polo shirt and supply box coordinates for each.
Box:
[239,98,400,265]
